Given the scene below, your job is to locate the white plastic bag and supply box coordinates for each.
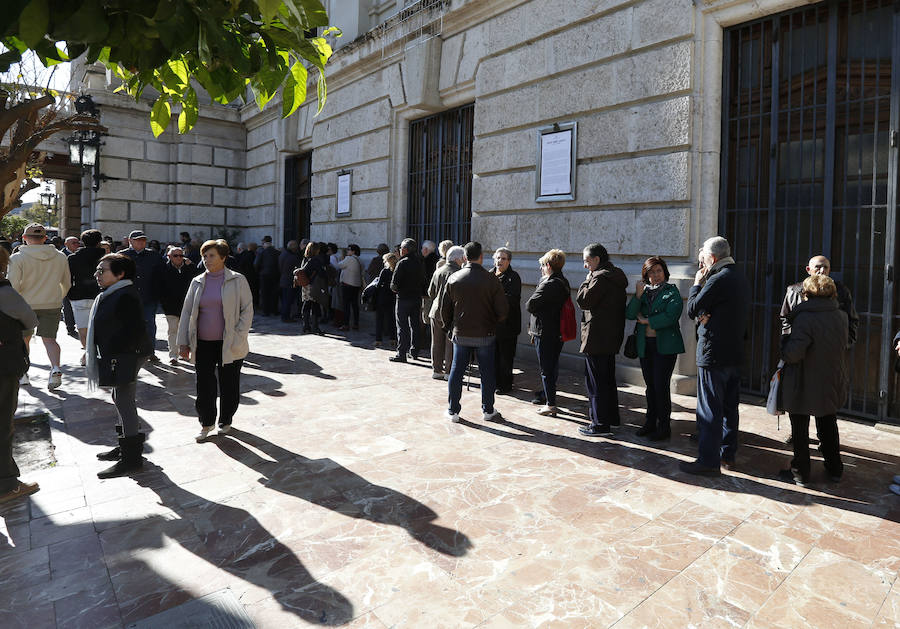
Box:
[766,360,785,416]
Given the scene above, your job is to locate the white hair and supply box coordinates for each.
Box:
[422,240,436,253]
[702,236,731,259]
[446,245,466,264]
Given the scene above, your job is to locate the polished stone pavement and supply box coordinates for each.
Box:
[3,313,900,628]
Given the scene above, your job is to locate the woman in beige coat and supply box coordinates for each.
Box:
[177,240,253,442]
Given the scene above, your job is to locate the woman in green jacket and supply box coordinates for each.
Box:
[625,257,685,441]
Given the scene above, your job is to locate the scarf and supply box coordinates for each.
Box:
[697,256,735,287]
[644,283,664,305]
[85,279,133,391]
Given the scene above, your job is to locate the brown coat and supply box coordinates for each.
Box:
[439,263,508,339]
[576,262,628,355]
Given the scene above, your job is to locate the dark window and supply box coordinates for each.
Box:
[407,103,474,245]
[284,153,312,245]
[721,0,900,421]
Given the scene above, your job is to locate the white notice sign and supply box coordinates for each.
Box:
[337,172,351,215]
[539,130,573,197]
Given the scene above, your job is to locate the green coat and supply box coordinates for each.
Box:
[624,283,685,357]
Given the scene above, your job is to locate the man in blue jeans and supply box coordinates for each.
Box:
[438,241,509,423]
[681,236,750,476]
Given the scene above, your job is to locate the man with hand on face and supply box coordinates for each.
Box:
[681,236,750,476]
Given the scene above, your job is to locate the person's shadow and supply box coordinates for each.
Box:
[130,463,354,625]
[214,428,472,557]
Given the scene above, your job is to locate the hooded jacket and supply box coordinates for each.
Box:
[576,261,628,355]
[8,244,71,310]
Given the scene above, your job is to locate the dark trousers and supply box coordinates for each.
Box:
[396,297,421,356]
[534,335,562,405]
[585,354,620,427]
[302,301,321,331]
[62,298,76,334]
[112,378,141,437]
[259,274,279,316]
[448,341,496,415]
[195,340,243,427]
[375,303,396,342]
[280,287,298,320]
[495,336,517,391]
[696,366,741,467]
[341,284,361,327]
[789,413,843,481]
[141,301,158,349]
[0,376,20,493]
[638,338,677,428]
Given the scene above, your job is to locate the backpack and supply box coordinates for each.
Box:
[560,296,577,342]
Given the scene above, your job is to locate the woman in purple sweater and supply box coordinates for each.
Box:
[177,240,253,442]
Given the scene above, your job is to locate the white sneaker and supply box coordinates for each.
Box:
[445,410,460,423]
[483,410,502,422]
[19,373,30,386]
[195,427,213,442]
[537,405,558,417]
[48,370,62,390]
[218,424,232,435]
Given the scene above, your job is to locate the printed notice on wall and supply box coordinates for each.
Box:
[337,172,351,215]
[539,130,572,196]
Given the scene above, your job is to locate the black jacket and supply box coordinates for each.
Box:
[439,263,509,339]
[687,263,750,368]
[527,271,570,340]
[237,250,258,283]
[67,246,105,301]
[576,261,628,355]
[422,251,439,295]
[255,246,280,277]
[93,284,152,362]
[376,267,396,309]
[159,261,199,316]
[279,249,303,289]
[122,247,164,303]
[493,267,522,338]
[391,253,424,300]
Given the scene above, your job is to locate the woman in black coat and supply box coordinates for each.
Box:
[374,253,398,347]
[492,247,521,394]
[779,274,849,486]
[299,242,327,335]
[526,249,570,416]
[86,254,151,479]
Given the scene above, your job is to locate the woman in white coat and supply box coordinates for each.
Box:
[177,239,253,442]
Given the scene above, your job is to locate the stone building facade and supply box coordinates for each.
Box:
[63,0,900,419]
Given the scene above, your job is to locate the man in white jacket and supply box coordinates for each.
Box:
[7,224,72,390]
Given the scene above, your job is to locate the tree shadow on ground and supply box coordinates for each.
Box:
[458,415,900,524]
[214,428,472,557]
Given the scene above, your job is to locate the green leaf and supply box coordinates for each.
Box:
[167,59,189,84]
[51,0,109,44]
[281,61,307,118]
[197,21,211,65]
[150,95,172,137]
[178,86,199,134]
[315,71,326,115]
[18,0,49,48]
[256,0,281,25]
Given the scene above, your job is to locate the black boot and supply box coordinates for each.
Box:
[648,421,671,442]
[96,446,121,461]
[97,434,145,479]
[636,418,656,437]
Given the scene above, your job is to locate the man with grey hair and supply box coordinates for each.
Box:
[681,236,750,476]
[390,238,424,362]
[427,245,465,379]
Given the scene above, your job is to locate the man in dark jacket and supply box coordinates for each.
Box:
[390,238,425,362]
[681,236,750,476]
[576,243,628,437]
[0,269,40,504]
[160,246,198,365]
[238,242,260,306]
[122,230,164,362]
[255,235,280,316]
[490,247,521,394]
[439,241,509,422]
[67,229,105,350]
[278,240,302,322]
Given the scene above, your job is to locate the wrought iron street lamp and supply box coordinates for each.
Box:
[65,95,104,191]
[39,182,58,210]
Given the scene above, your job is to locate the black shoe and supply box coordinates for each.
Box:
[97,434,145,479]
[648,426,671,442]
[579,424,613,437]
[636,422,656,437]
[784,434,794,445]
[827,473,842,483]
[148,354,161,363]
[96,446,121,461]
[679,460,721,477]
[303,327,312,334]
[721,459,735,471]
[389,355,407,363]
[778,468,808,487]
[496,387,512,395]
[409,352,419,361]
[314,328,324,335]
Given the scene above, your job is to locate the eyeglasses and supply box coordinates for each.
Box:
[170,254,184,258]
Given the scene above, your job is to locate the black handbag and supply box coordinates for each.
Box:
[623,323,639,359]
[98,353,141,387]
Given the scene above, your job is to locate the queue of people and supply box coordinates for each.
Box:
[0,223,874,505]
